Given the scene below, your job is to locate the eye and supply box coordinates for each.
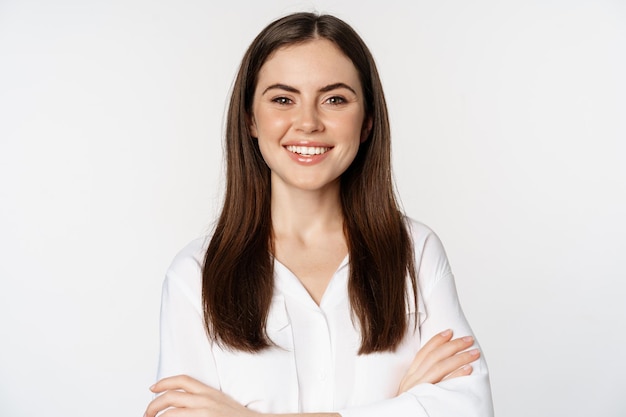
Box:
[325,96,346,105]
[272,96,293,105]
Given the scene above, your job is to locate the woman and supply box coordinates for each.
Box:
[145,12,493,417]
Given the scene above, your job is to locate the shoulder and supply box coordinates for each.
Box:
[163,235,210,299]
[404,217,447,256]
[404,217,453,296]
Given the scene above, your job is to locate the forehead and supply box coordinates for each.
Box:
[256,39,361,89]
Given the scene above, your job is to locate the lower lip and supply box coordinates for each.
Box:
[284,147,332,165]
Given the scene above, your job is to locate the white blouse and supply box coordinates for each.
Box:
[157,219,494,417]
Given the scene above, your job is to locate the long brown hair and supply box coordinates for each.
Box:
[203,12,417,354]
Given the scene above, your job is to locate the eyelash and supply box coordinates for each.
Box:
[271,96,347,105]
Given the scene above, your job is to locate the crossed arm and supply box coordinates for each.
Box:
[144,330,479,417]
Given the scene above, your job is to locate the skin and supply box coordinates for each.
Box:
[145,39,480,417]
[249,38,369,195]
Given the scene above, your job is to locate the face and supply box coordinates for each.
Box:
[249,39,371,194]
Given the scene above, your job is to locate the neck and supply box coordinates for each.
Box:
[270,180,344,241]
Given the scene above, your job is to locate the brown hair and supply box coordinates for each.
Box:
[203,12,417,354]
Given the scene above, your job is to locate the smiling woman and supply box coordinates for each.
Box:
[250,39,368,196]
[145,12,493,417]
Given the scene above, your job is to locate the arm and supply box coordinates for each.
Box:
[155,238,220,389]
[338,229,494,417]
[146,332,476,417]
[146,376,337,417]
[337,276,493,417]
[147,288,484,417]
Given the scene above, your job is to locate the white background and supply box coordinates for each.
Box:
[1,0,625,416]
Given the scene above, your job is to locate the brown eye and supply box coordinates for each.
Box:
[272,97,293,105]
[326,96,346,105]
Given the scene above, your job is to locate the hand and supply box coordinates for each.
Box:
[398,329,480,394]
[144,375,258,417]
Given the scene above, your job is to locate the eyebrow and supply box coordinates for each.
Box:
[262,82,357,96]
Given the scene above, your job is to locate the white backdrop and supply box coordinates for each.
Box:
[1,0,625,416]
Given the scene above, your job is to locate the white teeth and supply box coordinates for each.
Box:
[286,145,330,156]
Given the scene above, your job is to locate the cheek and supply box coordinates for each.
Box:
[254,109,291,137]
[328,113,366,143]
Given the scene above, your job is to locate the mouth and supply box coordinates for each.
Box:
[285,145,332,156]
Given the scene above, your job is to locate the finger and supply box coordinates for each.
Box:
[159,408,206,417]
[443,364,473,381]
[406,329,454,375]
[420,348,480,384]
[144,390,205,417]
[416,335,476,375]
[151,375,213,395]
[399,345,479,392]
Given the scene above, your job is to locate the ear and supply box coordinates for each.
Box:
[248,114,258,138]
[360,117,373,143]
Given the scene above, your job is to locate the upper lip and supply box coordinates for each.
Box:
[282,140,333,148]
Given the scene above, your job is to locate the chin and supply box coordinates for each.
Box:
[294,179,341,193]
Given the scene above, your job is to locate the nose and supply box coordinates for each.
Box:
[294,103,323,134]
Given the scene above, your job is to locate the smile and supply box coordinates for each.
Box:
[285,145,331,156]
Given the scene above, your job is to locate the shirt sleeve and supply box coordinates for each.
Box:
[338,227,494,417]
[156,240,221,390]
